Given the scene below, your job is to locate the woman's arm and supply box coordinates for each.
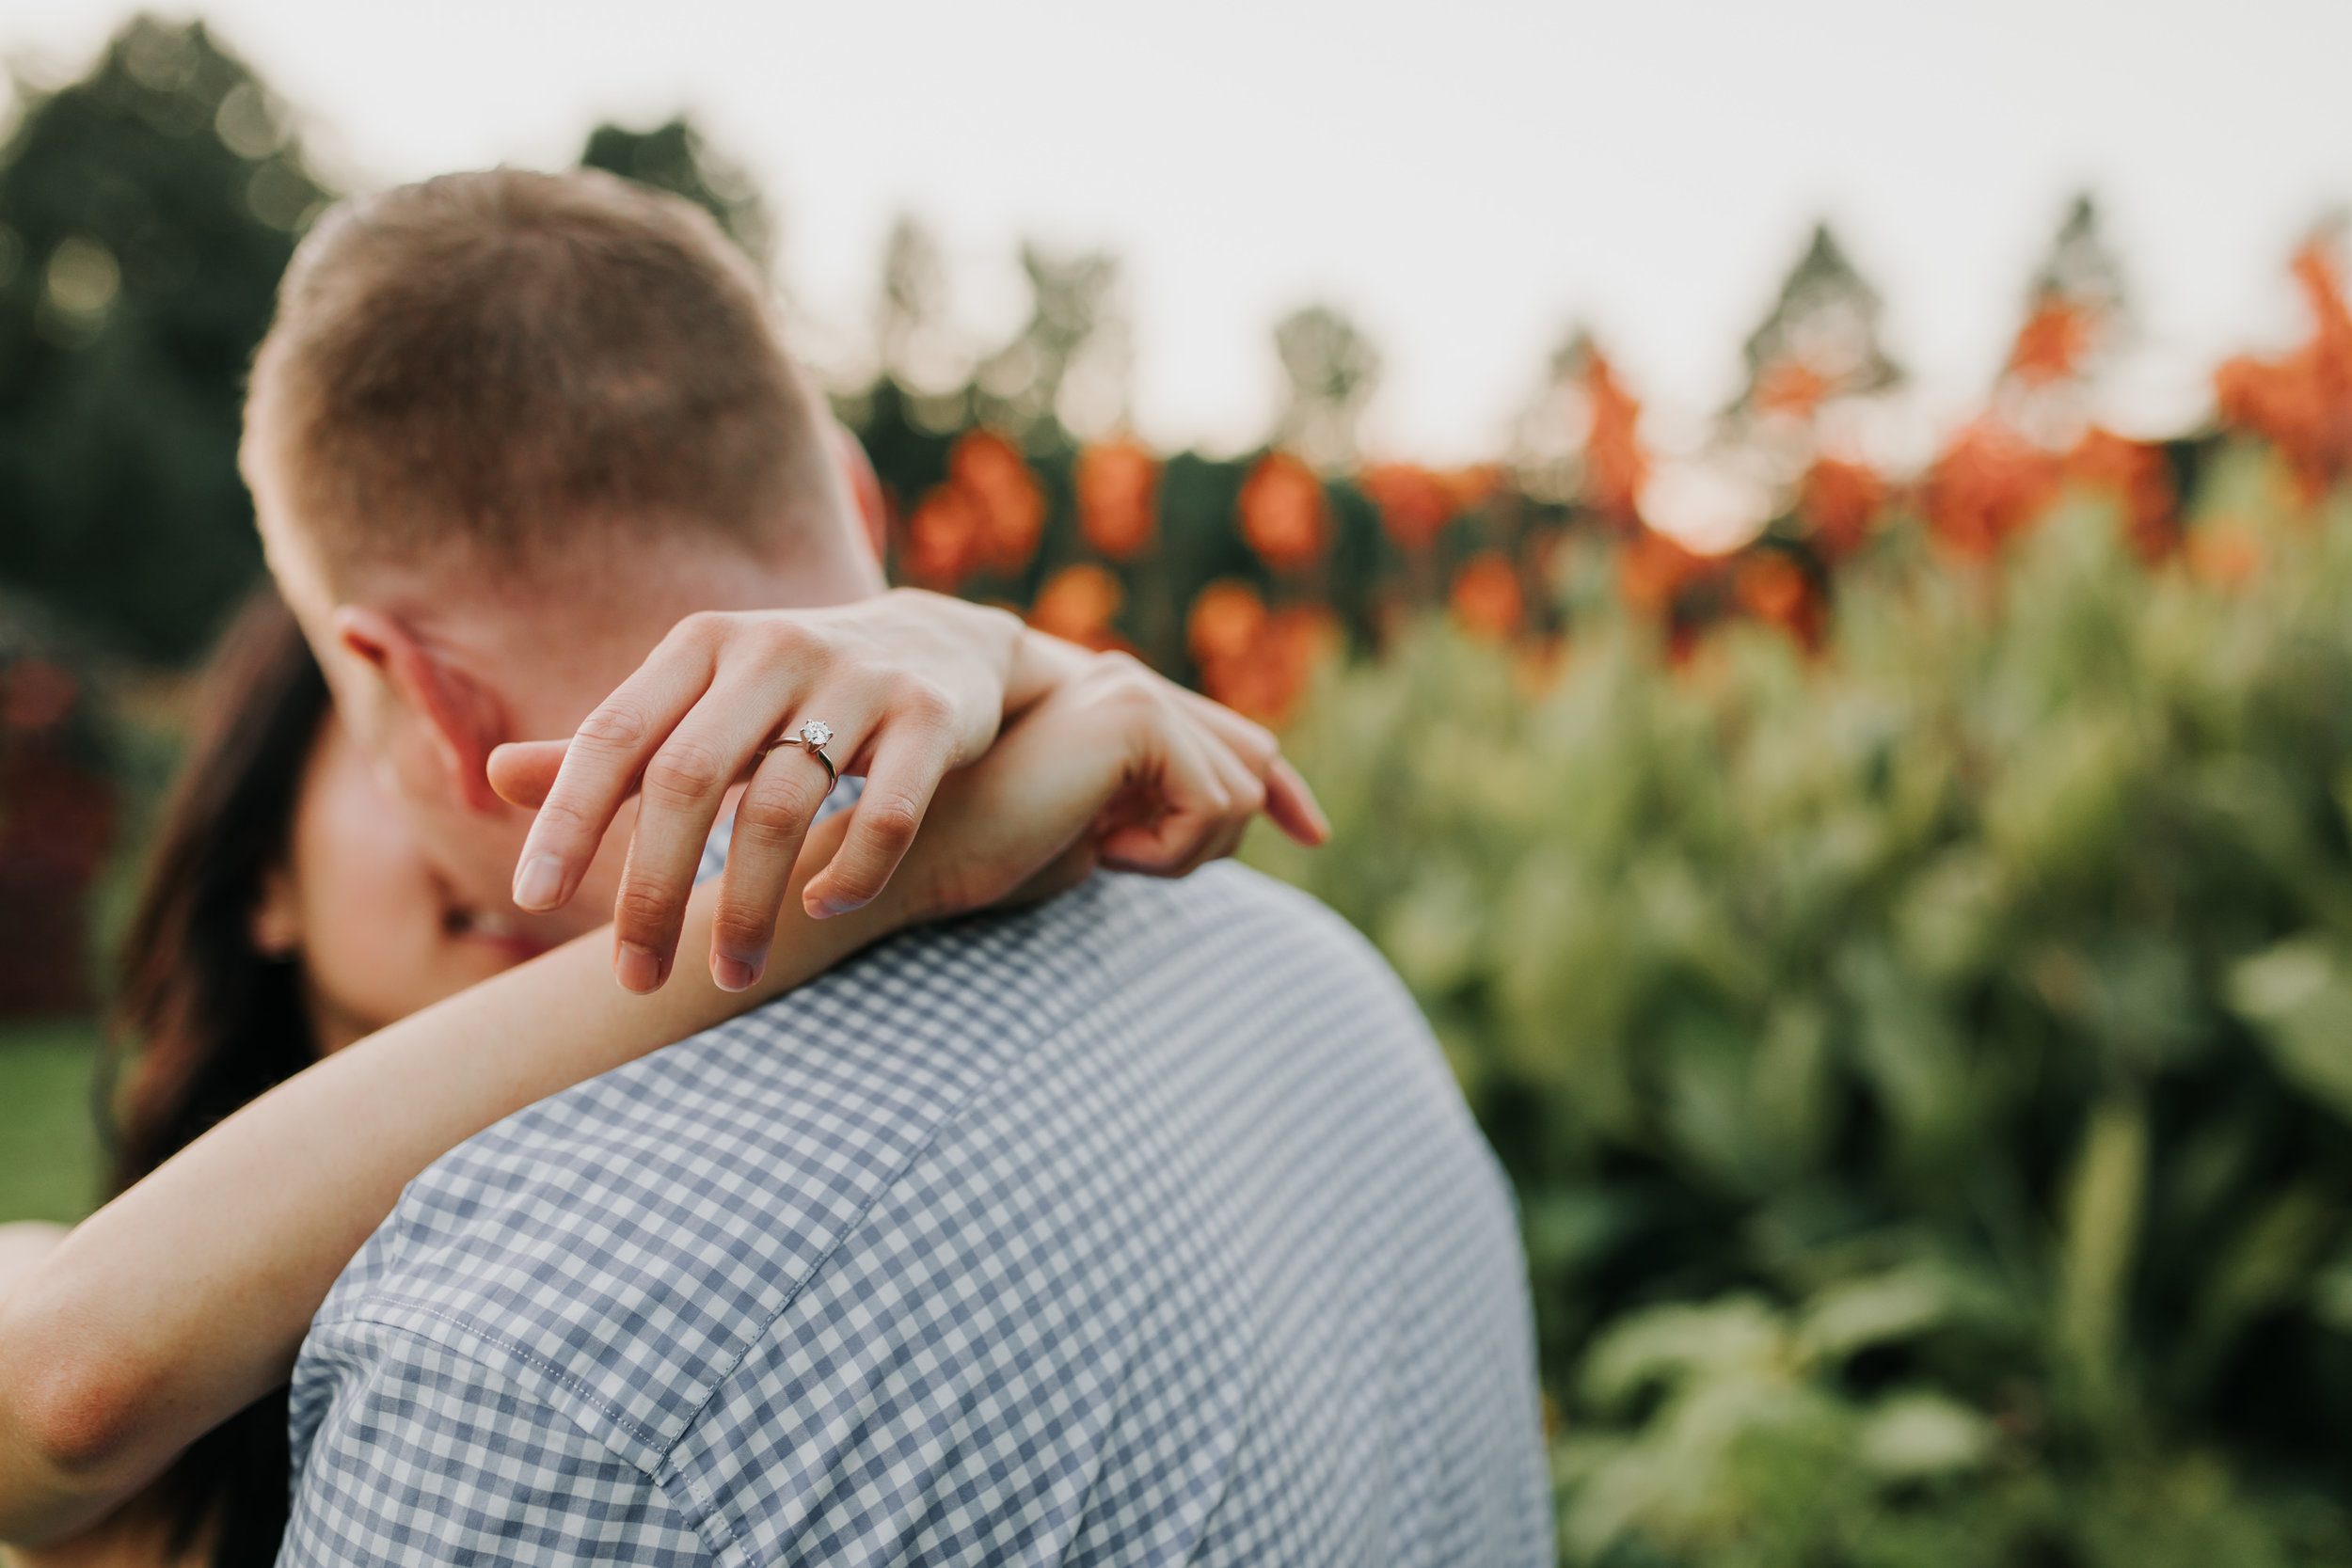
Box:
[0,652,1281,1545]
[488,595,1326,990]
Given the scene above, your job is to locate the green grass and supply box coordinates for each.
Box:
[0,1020,102,1225]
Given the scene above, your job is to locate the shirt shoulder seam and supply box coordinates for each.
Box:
[308,1316,735,1565]
[330,1301,668,1457]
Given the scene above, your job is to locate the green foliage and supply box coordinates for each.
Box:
[579,117,771,264]
[0,1022,101,1224]
[1248,452,2352,1562]
[0,17,326,663]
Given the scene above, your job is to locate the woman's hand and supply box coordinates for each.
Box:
[488,594,1327,992]
[488,590,1028,990]
[884,650,1318,929]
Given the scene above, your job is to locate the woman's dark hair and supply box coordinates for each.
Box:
[97,587,332,1568]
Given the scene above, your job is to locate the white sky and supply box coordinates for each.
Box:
[9,0,2352,468]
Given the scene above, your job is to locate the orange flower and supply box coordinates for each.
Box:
[1733,550,1820,648]
[1925,419,2059,558]
[1618,527,1703,617]
[1186,580,1269,669]
[1360,463,1456,552]
[1185,582,1334,725]
[1443,465,1503,514]
[2215,239,2352,496]
[949,429,1045,574]
[2008,298,2094,386]
[1076,439,1159,561]
[1238,451,1330,571]
[1796,457,1885,557]
[900,483,983,589]
[1755,358,1832,419]
[1029,563,1125,650]
[1214,606,1338,725]
[1583,348,1649,522]
[2186,518,2263,589]
[1449,551,1524,641]
[2066,428,2175,560]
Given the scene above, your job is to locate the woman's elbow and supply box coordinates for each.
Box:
[10,1354,148,1476]
[0,1293,156,1516]
[0,1360,151,1546]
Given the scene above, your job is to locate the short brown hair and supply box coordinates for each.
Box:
[246,167,827,576]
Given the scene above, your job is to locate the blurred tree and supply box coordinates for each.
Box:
[1273,304,1381,471]
[866,213,979,436]
[1726,222,1901,429]
[876,215,949,378]
[0,16,327,663]
[973,244,1125,440]
[2028,195,2127,330]
[1999,195,2130,442]
[579,116,771,266]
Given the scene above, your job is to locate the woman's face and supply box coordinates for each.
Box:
[252,716,548,1055]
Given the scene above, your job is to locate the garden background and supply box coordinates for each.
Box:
[14,17,2352,1565]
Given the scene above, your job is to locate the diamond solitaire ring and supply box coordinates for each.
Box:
[758,719,835,790]
[787,720,836,790]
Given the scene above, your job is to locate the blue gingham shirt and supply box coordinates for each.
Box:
[279,857,1550,1564]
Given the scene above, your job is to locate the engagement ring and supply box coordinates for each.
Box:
[785,719,836,790]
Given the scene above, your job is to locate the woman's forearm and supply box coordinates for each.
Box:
[0,816,889,1545]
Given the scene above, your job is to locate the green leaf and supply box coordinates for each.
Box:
[2228,938,2352,1124]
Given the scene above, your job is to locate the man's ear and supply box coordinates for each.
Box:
[830,420,889,564]
[332,606,508,814]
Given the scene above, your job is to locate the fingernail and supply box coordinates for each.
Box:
[809,894,859,919]
[514,853,564,911]
[713,953,761,992]
[616,941,663,993]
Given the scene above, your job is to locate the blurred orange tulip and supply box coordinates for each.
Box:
[2216,242,2352,497]
[1361,463,1456,552]
[1449,551,1524,641]
[1583,347,1649,522]
[1029,563,1125,650]
[2008,299,2095,386]
[950,429,1046,574]
[1734,550,1820,648]
[1238,452,1330,572]
[2187,519,2263,589]
[1185,580,1333,724]
[900,483,984,589]
[1619,527,1704,617]
[1926,419,2058,559]
[2066,428,2175,560]
[1797,458,1886,558]
[1076,438,1159,561]
[1755,359,1832,420]
[1187,579,1270,670]
[1443,465,1503,514]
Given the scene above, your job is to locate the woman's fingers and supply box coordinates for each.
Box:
[705,740,840,990]
[485,739,569,811]
[607,672,833,991]
[1096,701,1236,876]
[802,721,957,918]
[511,619,727,915]
[1173,689,1328,845]
[1177,721,1266,875]
[1263,757,1331,846]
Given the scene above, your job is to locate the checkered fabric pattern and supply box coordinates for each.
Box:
[281,862,1551,1565]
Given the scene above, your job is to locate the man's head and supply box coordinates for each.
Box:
[243,167,885,941]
